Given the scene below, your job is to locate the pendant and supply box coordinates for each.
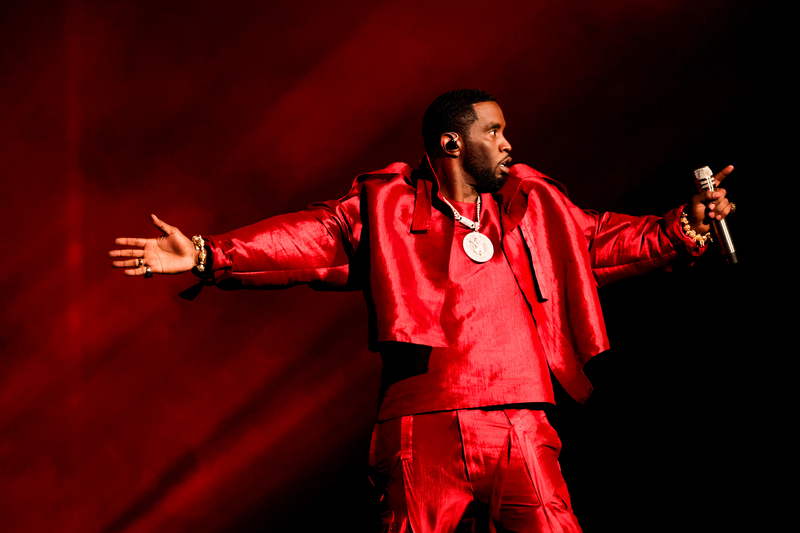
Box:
[462,231,494,263]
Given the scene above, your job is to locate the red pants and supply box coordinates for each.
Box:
[368,408,582,533]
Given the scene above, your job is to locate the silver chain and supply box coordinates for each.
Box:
[441,195,481,231]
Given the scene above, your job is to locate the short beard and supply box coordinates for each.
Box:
[462,143,506,193]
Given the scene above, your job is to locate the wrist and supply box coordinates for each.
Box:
[680,211,712,247]
[191,235,208,272]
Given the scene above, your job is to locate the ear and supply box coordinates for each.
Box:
[441,133,460,155]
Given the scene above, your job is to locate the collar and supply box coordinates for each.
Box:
[494,167,527,235]
[410,154,441,234]
[412,154,530,235]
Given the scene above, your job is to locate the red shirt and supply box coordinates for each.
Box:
[377,196,553,420]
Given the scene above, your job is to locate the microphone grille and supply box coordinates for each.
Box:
[693,166,715,191]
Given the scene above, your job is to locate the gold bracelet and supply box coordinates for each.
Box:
[680,212,713,247]
[191,235,207,272]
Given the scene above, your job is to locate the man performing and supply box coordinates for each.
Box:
[109,89,734,532]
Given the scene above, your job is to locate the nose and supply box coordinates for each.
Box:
[501,135,512,153]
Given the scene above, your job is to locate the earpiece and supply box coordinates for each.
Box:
[445,134,459,151]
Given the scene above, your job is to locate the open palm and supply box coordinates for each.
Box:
[109,214,197,276]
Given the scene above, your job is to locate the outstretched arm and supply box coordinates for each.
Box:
[578,165,736,285]
[108,214,199,277]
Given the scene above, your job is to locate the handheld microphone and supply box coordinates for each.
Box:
[694,166,738,265]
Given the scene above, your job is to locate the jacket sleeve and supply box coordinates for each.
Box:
[203,181,364,291]
[573,204,706,287]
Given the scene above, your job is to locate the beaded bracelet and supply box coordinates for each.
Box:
[191,235,207,272]
[680,212,713,247]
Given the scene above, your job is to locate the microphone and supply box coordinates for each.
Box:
[693,166,738,265]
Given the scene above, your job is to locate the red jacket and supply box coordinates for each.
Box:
[206,160,700,403]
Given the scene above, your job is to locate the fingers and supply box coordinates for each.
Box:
[109,248,146,271]
[108,249,146,271]
[112,215,171,251]
[109,232,149,273]
[151,214,174,235]
[708,199,728,220]
[122,265,150,277]
[108,248,144,259]
[692,187,734,222]
[108,249,148,275]
[111,257,144,269]
[714,165,734,186]
[715,198,734,219]
[114,237,148,247]
[706,188,733,221]
[111,215,171,277]
[705,187,726,207]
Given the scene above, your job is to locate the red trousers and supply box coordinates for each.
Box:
[368,408,582,533]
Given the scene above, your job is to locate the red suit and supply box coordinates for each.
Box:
[203,159,702,532]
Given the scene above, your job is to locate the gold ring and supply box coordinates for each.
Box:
[729,202,736,213]
[144,266,153,278]
[138,257,144,267]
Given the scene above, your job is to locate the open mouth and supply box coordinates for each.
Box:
[499,156,512,172]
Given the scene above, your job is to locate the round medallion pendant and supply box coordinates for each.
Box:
[462,231,494,263]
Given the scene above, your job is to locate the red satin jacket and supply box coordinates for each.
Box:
[206,160,701,403]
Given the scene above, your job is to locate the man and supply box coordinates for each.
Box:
[109,90,733,532]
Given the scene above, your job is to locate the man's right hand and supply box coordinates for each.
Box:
[108,214,198,277]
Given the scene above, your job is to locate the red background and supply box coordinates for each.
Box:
[0,1,782,531]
